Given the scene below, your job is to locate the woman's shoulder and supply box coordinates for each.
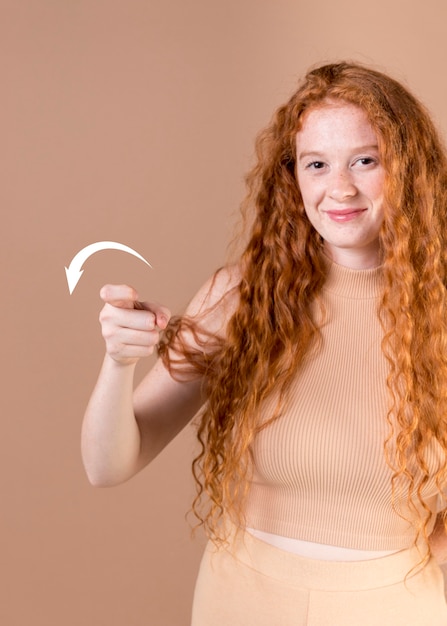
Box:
[183,264,241,338]
[186,264,241,317]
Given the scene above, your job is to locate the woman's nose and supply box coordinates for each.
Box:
[328,170,358,202]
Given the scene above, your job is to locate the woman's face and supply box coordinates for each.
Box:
[295,102,385,269]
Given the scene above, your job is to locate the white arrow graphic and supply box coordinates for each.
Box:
[65,241,152,294]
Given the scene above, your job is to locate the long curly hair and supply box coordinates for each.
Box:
[159,61,447,553]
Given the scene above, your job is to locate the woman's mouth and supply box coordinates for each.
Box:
[325,208,367,222]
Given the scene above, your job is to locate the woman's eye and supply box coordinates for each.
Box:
[306,161,325,170]
[357,157,376,166]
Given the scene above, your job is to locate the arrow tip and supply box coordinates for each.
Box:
[65,266,84,295]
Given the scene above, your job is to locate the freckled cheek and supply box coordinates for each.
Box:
[372,171,386,200]
[372,187,385,211]
[298,180,324,209]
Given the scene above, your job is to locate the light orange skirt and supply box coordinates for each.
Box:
[191,527,447,626]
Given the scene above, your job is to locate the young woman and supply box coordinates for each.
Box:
[82,62,447,625]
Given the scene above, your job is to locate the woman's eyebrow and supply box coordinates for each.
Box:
[297,144,380,163]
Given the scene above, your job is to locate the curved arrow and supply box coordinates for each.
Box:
[65,241,152,294]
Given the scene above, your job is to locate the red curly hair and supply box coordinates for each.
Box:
[159,61,447,554]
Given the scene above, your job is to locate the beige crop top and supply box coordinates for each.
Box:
[244,261,443,551]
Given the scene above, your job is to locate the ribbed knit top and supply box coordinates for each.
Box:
[244,260,442,551]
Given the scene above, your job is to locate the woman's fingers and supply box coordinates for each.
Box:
[100,304,156,331]
[100,284,139,309]
[100,285,171,327]
[98,284,172,364]
[134,301,171,330]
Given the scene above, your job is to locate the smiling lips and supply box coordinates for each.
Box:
[325,208,367,222]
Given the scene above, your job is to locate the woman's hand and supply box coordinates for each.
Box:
[99,284,171,365]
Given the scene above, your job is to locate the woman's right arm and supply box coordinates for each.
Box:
[81,271,238,487]
[81,283,205,487]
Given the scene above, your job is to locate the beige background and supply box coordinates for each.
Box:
[2,1,447,624]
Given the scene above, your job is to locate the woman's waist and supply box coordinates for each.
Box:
[245,527,402,561]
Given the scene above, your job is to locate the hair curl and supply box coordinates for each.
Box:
[159,61,447,556]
